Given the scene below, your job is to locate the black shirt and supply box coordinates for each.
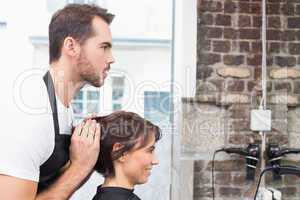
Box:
[92,186,141,200]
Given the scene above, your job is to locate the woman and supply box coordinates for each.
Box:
[92,111,162,200]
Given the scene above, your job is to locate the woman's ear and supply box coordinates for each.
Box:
[112,143,127,162]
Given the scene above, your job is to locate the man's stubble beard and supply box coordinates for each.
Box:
[77,51,103,88]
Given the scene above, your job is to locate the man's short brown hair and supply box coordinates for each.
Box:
[49,4,114,63]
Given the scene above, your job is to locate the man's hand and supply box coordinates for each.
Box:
[37,120,101,200]
[69,119,101,175]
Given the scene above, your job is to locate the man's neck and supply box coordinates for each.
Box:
[49,62,84,107]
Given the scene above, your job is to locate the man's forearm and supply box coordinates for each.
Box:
[36,165,90,200]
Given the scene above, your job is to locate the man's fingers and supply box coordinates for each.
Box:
[87,120,96,140]
[73,122,84,137]
[93,123,101,147]
[84,113,98,122]
[81,119,91,137]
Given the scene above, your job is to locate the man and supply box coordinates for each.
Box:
[0,4,114,199]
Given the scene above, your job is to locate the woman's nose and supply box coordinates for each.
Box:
[152,154,159,165]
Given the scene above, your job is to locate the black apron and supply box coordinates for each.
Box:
[38,71,71,193]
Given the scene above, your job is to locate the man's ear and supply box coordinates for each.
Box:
[62,36,81,58]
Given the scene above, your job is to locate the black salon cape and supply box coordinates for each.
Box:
[92,186,141,200]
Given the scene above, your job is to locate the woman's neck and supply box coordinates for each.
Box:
[102,175,134,190]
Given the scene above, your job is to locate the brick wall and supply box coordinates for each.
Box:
[189,0,300,199]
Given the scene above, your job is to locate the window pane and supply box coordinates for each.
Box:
[144,91,170,124]
[73,102,83,114]
[112,76,124,86]
[112,88,123,101]
[87,102,99,113]
[74,91,83,100]
[113,103,122,111]
[87,91,99,100]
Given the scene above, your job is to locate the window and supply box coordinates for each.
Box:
[144,91,171,125]
[47,0,97,13]
[67,0,97,4]
[112,76,125,111]
[72,87,100,123]
[0,21,6,29]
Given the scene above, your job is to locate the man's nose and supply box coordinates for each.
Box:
[107,51,115,64]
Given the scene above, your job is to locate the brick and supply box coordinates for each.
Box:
[230,119,249,131]
[198,1,223,13]
[229,134,245,145]
[296,31,300,40]
[196,65,214,79]
[247,81,256,92]
[288,17,300,28]
[251,3,261,14]
[194,186,212,198]
[227,80,245,92]
[219,187,242,197]
[213,41,231,53]
[251,42,262,53]
[252,16,262,27]
[281,4,295,16]
[194,160,206,172]
[224,55,244,65]
[268,42,281,53]
[269,94,300,107]
[282,31,296,41]
[278,187,297,198]
[267,30,281,41]
[194,172,210,187]
[198,14,213,25]
[224,28,238,39]
[274,81,292,92]
[240,41,250,52]
[239,2,251,14]
[254,67,261,80]
[216,14,231,26]
[275,56,297,67]
[289,43,300,55]
[206,27,223,39]
[198,53,221,65]
[283,175,300,185]
[247,54,262,66]
[217,67,251,78]
[215,173,231,185]
[219,94,250,105]
[232,173,246,185]
[293,81,300,94]
[267,3,280,15]
[238,15,251,27]
[198,40,211,51]
[231,41,239,52]
[296,4,300,15]
[224,0,237,13]
[207,160,245,171]
[240,29,260,40]
[229,104,251,119]
[270,68,300,79]
[268,16,281,29]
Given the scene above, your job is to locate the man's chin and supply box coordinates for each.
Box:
[89,79,104,87]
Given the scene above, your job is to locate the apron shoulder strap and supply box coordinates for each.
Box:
[43,71,59,135]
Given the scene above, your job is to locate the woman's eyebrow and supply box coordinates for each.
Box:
[147,145,155,150]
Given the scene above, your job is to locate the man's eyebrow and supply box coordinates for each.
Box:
[101,42,112,47]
